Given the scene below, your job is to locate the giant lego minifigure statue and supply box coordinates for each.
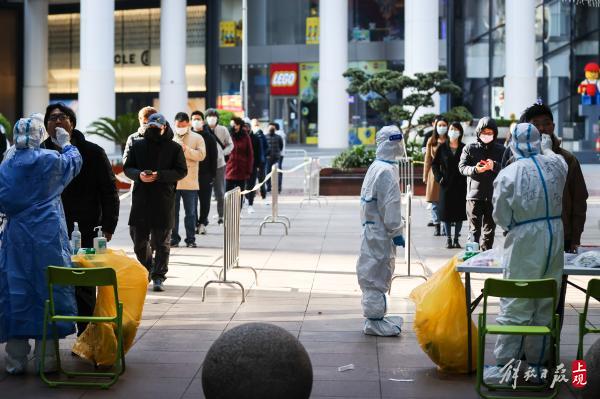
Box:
[577,62,600,105]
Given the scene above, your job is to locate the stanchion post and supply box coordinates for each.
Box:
[259,164,290,235]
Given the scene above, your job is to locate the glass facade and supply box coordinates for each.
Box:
[460,0,600,143]
[48,5,206,105]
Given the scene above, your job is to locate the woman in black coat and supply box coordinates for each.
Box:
[432,122,467,249]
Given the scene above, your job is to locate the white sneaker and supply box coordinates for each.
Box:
[248,206,255,214]
[199,224,207,235]
[264,201,271,206]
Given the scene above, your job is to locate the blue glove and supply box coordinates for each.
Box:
[393,235,405,247]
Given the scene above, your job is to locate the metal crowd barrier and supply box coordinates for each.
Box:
[283,149,308,160]
[202,187,257,303]
[300,157,328,208]
[259,164,291,235]
[389,185,429,293]
[398,157,414,195]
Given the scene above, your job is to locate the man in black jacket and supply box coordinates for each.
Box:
[124,113,187,292]
[190,110,218,234]
[265,124,283,193]
[43,102,120,335]
[458,117,505,251]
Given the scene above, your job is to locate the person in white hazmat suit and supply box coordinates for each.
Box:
[484,123,567,382]
[356,126,406,336]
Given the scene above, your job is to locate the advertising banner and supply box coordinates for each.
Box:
[220,21,236,47]
[306,17,319,45]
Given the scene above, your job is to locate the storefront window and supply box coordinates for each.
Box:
[220,0,318,47]
[48,6,206,94]
[348,0,403,42]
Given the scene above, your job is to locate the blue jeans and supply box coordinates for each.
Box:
[444,221,463,238]
[430,201,440,224]
[172,190,198,244]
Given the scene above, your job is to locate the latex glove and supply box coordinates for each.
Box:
[541,134,554,155]
[54,127,71,149]
[393,235,405,247]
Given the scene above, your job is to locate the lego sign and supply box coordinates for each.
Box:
[270,64,299,96]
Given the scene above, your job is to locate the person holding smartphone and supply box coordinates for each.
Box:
[458,117,504,251]
[124,113,187,292]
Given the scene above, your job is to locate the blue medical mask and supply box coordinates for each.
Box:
[437,126,448,135]
[448,130,460,140]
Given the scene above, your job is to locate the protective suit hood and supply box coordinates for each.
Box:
[14,117,46,150]
[509,123,541,159]
[375,125,405,162]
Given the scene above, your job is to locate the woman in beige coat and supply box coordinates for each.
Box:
[423,118,448,236]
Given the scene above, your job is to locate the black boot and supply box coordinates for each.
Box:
[453,238,461,248]
[434,224,441,236]
[446,237,453,249]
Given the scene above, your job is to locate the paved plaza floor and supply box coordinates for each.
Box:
[0,175,599,397]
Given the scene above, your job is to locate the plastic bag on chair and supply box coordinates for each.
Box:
[71,249,148,366]
[409,256,478,373]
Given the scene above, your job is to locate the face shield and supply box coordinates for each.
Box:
[375,125,406,162]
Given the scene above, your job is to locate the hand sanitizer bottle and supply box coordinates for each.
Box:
[71,222,81,255]
[93,226,107,254]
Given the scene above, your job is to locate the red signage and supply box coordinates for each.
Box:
[270,63,299,96]
[572,360,587,389]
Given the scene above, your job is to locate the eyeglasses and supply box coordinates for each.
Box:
[48,114,69,122]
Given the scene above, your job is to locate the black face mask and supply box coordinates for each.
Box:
[269,128,275,134]
[146,127,162,141]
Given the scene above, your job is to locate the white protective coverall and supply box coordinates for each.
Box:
[491,123,567,367]
[356,126,406,336]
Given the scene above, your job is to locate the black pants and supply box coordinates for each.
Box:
[76,233,97,336]
[129,226,171,281]
[226,179,246,208]
[257,163,266,199]
[245,167,259,206]
[198,175,213,226]
[466,200,496,251]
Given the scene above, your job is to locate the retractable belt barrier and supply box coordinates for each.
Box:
[300,157,328,208]
[240,159,312,235]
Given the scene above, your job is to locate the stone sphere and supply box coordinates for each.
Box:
[582,338,600,399]
[202,322,313,399]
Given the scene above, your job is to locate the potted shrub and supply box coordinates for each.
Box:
[320,145,374,195]
[87,113,138,190]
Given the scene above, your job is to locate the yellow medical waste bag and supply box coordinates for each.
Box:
[71,250,148,366]
[409,256,478,373]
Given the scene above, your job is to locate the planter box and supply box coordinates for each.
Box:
[320,165,426,196]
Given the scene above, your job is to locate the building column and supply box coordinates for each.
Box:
[79,0,115,153]
[318,0,348,149]
[160,0,187,123]
[23,0,49,117]
[504,0,536,119]
[404,0,439,120]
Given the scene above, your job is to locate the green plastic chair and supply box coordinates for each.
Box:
[476,278,560,399]
[40,266,125,389]
[577,278,600,360]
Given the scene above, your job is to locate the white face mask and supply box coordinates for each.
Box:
[480,134,494,144]
[437,126,448,135]
[175,126,188,136]
[206,116,218,127]
[191,120,203,131]
[448,130,460,140]
[251,126,259,133]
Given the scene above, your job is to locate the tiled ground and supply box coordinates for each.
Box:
[0,171,599,398]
